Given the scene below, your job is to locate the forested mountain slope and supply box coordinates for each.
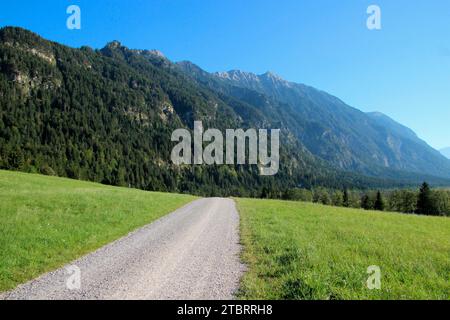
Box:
[1,27,449,197]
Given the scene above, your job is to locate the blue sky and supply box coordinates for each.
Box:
[1,0,449,149]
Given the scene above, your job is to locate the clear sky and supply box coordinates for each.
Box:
[1,0,449,149]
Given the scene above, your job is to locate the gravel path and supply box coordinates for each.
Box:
[1,198,245,300]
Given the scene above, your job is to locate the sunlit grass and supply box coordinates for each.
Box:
[236,198,450,300]
[0,170,196,292]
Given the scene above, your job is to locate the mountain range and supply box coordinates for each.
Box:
[178,63,450,179]
[1,26,449,197]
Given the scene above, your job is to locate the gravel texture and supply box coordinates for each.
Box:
[1,198,245,300]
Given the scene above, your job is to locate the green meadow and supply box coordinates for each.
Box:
[0,170,196,292]
[1,170,449,299]
[236,198,450,300]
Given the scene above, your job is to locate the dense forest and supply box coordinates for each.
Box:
[1,27,450,201]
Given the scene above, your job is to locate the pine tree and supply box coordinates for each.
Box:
[416,182,436,215]
[374,191,385,211]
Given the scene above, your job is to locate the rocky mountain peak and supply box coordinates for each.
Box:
[106,40,122,49]
[261,71,283,81]
[215,70,260,83]
[138,49,165,59]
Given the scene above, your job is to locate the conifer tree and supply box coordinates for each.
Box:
[417,182,436,215]
[374,191,385,211]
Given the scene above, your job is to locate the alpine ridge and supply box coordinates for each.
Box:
[178,62,450,180]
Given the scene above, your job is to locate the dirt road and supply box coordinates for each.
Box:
[2,198,244,300]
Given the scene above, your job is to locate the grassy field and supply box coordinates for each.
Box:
[2,170,449,299]
[236,198,450,300]
[0,170,196,292]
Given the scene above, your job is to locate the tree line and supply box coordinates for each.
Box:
[280,182,449,217]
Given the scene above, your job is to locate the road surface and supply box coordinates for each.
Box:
[2,198,245,300]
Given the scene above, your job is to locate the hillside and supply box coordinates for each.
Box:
[178,64,450,179]
[0,26,330,196]
[1,26,450,196]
